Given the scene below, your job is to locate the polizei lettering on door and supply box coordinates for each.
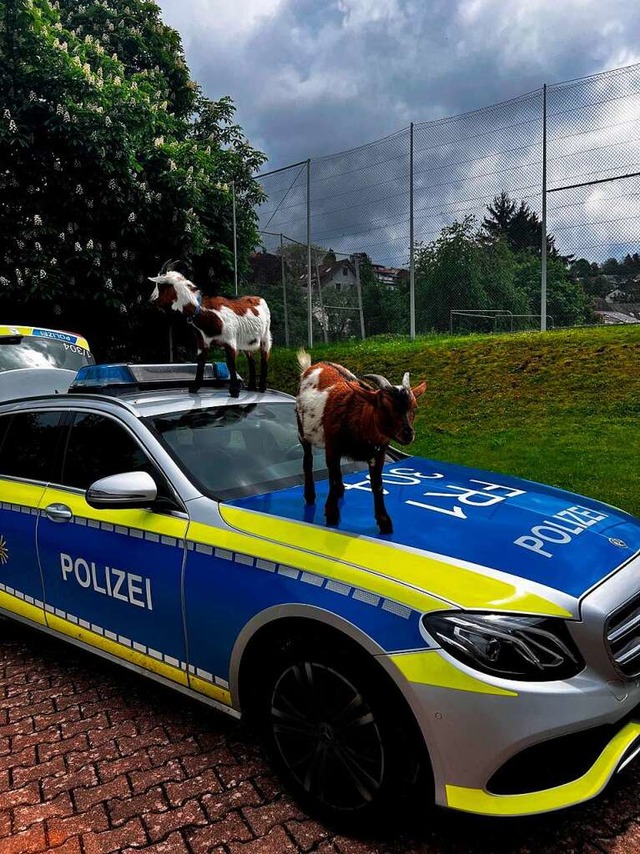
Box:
[60,553,153,609]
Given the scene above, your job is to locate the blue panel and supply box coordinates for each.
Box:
[37,513,187,662]
[229,457,640,599]
[184,548,426,683]
[0,504,45,603]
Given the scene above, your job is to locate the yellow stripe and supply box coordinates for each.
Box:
[187,520,447,614]
[0,326,91,351]
[33,487,188,539]
[446,722,640,816]
[389,650,517,697]
[0,479,46,508]
[219,506,572,618]
[47,614,189,686]
[189,675,232,706]
[0,590,46,626]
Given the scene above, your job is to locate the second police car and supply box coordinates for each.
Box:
[0,361,639,825]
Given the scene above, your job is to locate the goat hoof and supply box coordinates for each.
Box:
[229,384,240,399]
[378,519,393,535]
[325,511,340,527]
[188,384,202,394]
[304,494,316,506]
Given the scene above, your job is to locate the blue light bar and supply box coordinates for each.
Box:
[72,364,135,388]
[69,362,235,393]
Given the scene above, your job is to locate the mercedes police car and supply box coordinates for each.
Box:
[1,361,639,825]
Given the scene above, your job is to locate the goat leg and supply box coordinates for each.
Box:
[324,448,343,527]
[225,345,240,398]
[246,352,257,391]
[259,346,269,393]
[190,351,206,393]
[301,439,316,506]
[369,447,393,534]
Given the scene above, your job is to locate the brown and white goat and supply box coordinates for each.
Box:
[296,350,427,534]
[149,270,272,397]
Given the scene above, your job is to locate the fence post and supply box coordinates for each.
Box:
[306,159,313,348]
[232,181,238,297]
[541,84,547,331]
[280,233,290,347]
[409,122,416,340]
[314,250,329,343]
[354,254,366,340]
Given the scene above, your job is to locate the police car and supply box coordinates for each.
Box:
[0,324,94,397]
[1,362,639,825]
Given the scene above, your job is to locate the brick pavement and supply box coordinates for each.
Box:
[2,619,640,854]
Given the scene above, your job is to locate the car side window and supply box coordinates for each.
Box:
[0,411,64,483]
[60,413,173,507]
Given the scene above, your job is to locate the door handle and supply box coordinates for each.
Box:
[44,503,73,523]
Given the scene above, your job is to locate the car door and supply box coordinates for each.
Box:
[0,409,66,627]
[36,409,190,687]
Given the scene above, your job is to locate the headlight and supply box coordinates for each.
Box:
[422,612,584,681]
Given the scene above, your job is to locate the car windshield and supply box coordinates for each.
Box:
[0,333,94,372]
[148,400,365,500]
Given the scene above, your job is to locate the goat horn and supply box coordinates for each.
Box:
[158,258,179,275]
[361,373,392,389]
[402,372,411,390]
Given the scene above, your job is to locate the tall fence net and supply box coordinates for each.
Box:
[252,63,640,344]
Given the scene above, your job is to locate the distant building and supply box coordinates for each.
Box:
[371,264,409,288]
[300,259,358,292]
[249,251,284,286]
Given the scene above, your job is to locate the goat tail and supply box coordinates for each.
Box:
[296,348,312,372]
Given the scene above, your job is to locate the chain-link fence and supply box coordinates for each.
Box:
[251,63,640,343]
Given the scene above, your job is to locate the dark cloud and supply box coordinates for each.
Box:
[157,1,640,265]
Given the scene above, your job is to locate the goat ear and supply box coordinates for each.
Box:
[401,372,411,391]
[148,276,161,283]
[412,381,428,400]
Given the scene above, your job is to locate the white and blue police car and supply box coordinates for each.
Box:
[0,361,639,824]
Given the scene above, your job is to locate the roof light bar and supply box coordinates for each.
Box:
[69,362,232,393]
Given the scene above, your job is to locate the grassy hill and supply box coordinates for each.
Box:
[268,325,640,517]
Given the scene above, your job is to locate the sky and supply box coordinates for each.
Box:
[156,0,640,265]
[156,0,640,169]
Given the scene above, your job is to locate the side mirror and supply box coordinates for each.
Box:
[86,471,158,509]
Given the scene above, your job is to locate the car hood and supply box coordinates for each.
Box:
[221,456,639,615]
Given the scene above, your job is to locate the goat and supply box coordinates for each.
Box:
[149,270,272,397]
[296,350,427,534]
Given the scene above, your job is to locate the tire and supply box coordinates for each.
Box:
[253,634,427,828]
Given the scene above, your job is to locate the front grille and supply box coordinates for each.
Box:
[607,592,640,677]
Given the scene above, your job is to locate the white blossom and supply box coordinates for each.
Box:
[8,120,17,133]
[128,212,136,222]
[75,242,82,251]
[75,184,83,195]
[59,233,65,240]
[0,277,9,287]
[34,214,42,226]
[29,91,36,102]
[113,76,121,86]
[63,111,70,122]
[39,270,46,279]
[105,116,112,127]
[169,159,177,171]
[153,136,164,147]
[34,242,42,252]
[87,239,93,250]
[108,179,117,190]
[56,104,64,115]
[105,278,113,290]
[51,258,57,266]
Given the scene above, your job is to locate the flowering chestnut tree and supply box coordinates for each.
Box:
[0,0,266,358]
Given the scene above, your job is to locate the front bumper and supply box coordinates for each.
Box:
[386,649,640,816]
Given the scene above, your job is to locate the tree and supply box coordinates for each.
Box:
[514,255,594,327]
[415,216,529,332]
[0,0,266,359]
[482,191,569,261]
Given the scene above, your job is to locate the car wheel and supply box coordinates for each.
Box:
[254,636,426,827]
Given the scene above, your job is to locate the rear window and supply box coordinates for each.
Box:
[0,332,93,372]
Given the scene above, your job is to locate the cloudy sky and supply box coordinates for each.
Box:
[156,0,640,265]
[156,0,640,169]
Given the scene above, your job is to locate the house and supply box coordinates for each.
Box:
[249,251,284,286]
[300,258,358,293]
[371,264,409,288]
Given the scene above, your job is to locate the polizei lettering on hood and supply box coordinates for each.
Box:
[60,553,153,610]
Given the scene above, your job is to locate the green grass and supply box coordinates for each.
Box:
[267,326,640,517]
